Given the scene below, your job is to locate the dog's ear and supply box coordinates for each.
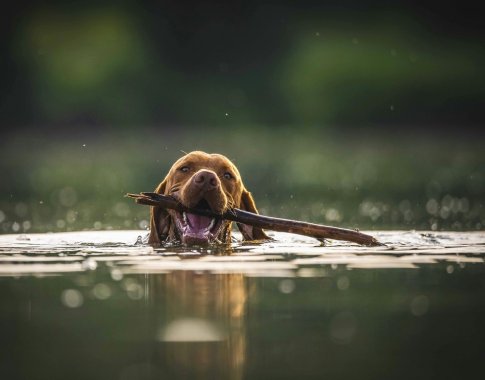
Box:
[148,178,171,245]
[236,188,271,241]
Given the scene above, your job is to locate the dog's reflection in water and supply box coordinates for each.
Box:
[153,271,249,380]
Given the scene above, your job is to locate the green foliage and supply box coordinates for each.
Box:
[279,31,484,124]
[13,9,485,126]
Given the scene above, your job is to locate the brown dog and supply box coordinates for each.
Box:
[149,151,269,245]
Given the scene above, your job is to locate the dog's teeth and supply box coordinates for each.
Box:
[183,212,188,224]
[208,218,215,230]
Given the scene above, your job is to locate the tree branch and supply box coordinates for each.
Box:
[126,192,383,246]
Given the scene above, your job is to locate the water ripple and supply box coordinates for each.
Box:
[0,230,483,276]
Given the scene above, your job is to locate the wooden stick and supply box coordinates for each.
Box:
[126,192,383,246]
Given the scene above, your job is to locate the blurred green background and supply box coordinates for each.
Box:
[1,0,484,233]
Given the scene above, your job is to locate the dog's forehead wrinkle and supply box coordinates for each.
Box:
[171,151,240,174]
[182,151,211,160]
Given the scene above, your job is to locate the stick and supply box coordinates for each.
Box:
[126,192,383,246]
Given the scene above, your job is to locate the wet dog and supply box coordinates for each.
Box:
[148,151,269,245]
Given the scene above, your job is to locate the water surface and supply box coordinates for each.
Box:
[1,231,484,380]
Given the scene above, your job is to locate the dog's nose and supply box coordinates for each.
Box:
[193,170,219,191]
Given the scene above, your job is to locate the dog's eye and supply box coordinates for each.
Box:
[179,166,190,173]
[223,172,233,180]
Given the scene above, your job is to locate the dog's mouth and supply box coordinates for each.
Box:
[172,199,224,246]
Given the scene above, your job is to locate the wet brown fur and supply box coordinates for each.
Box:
[148,151,269,245]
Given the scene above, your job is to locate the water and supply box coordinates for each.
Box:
[1,230,484,380]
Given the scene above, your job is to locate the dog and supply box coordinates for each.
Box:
[148,151,269,245]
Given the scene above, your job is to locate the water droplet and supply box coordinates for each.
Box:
[22,220,31,231]
[410,295,429,316]
[126,282,144,300]
[439,207,450,219]
[82,259,97,271]
[337,276,350,290]
[278,279,295,294]
[426,199,439,215]
[12,222,20,232]
[92,283,112,300]
[61,289,84,308]
[325,208,342,223]
[110,269,123,281]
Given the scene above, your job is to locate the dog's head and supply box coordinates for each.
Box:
[148,151,269,245]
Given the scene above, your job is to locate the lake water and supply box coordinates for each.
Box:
[1,230,484,380]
